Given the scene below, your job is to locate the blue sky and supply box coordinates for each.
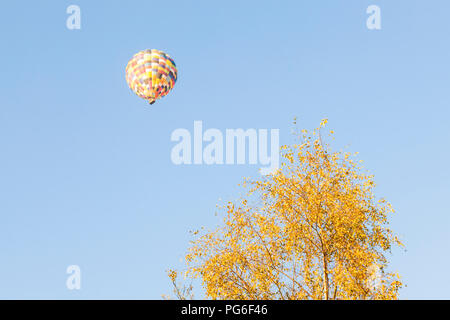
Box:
[0,0,448,299]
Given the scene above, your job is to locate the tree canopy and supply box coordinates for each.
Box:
[169,120,403,300]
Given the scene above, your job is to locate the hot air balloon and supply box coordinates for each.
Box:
[125,49,178,105]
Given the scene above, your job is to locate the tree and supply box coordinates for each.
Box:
[170,120,403,300]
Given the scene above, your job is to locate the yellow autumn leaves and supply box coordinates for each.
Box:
[169,120,403,300]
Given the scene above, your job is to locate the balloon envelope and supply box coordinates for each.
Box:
[125,49,177,104]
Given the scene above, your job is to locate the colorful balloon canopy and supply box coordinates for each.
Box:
[125,49,178,105]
